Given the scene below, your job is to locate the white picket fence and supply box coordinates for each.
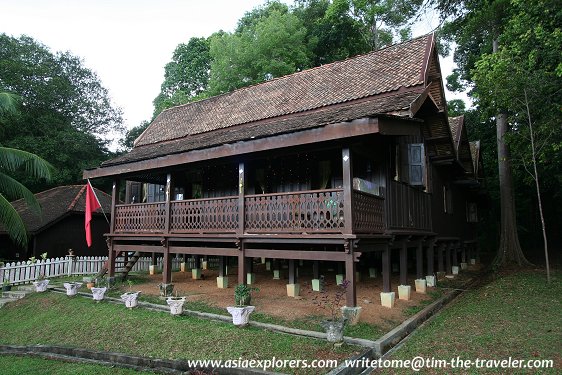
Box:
[0,255,216,285]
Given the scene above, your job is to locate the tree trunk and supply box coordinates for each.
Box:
[493,40,532,268]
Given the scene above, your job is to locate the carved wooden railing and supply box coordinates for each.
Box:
[244,189,345,233]
[114,202,166,233]
[170,196,238,233]
[352,190,385,233]
[386,181,432,231]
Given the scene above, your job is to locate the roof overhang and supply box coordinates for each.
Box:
[84,115,422,179]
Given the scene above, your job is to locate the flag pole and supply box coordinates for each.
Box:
[87,179,110,224]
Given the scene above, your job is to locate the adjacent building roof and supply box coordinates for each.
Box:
[0,185,112,235]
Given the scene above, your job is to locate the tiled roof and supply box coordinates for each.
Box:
[448,116,463,152]
[105,90,421,166]
[0,185,112,234]
[135,35,431,147]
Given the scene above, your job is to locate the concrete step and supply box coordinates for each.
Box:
[17,284,36,292]
[2,291,28,299]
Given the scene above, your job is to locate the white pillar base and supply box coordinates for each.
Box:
[470,258,476,265]
[202,261,208,270]
[460,262,468,270]
[452,266,459,275]
[149,265,156,275]
[261,257,266,264]
[425,275,436,287]
[216,276,228,289]
[415,279,427,294]
[336,274,344,285]
[180,262,186,273]
[273,270,280,280]
[380,292,396,308]
[286,283,300,297]
[398,285,411,301]
[247,273,256,285]
[312,279,323,292]
[369,267,377,278]
[192,268,201,280]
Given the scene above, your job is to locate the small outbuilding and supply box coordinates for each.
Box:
[0,185,111,261]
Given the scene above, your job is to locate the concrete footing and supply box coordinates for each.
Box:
[336,274,344,285]
[380,292,395,308]
[216,276,228,289]
[460,262,468,270]
[149,265,156,275]
[341,306,362,325]
[470,258,476,265]
[425,275,436,287]
[261,257,266,264]
[180,262,186,273]
[191,268,201,280]
[398,285,411,301]
[311,279,323,292]
[273,270,280,280]
[369,268,377,278]
[452,266,459,275]
[247,273,256,285]
[201,261,208,270]
[415,279,427,294]
[286,283,300,297]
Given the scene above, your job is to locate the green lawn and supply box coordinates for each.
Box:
[0,292,360,374]
[380,270,561,374]
[0,355,157,375]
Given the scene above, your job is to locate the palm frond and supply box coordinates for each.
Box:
[0,147,53,180]
[0,92,20,115]
[0,172,42,215]
[0,192,28,248]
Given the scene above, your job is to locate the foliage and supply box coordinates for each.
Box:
[0,34,122,190]
[311,279,349,322]
[234,283,259,306]
[120,120,150,150]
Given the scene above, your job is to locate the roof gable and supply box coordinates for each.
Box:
[135,34,432,147]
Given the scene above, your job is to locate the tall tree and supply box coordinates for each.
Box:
[0,34,122,190]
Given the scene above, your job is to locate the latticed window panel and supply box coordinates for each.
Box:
[352,190,385,233]
[244,189,345,233]
[170,197,239,233]
[114,203,166,233]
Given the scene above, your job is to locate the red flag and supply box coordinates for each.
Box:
[85,182,101,247]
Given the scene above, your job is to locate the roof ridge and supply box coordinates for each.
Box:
[68,185,87,211]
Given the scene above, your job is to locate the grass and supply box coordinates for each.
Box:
[381,270,561,374]
[0,292,361,374]
[0,355,157,375]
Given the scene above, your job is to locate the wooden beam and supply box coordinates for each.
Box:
[342,148,353,234]
[437,243,445,272]
[446,243,452,274]
[381,245,391,293]
[416,242,424,280]
[399,242,408,286]
[164,173,172,234]
[238,162,245,235]
[169,246,236,256]
[312,261,320,279]
[288,259,296,284]
[345,250,357,307]
[426,241,435,276]
[219,256,227,277]
[162,242,172,284]
[109,179,119,235]
[244,249,360,262]
[238,242,246,285]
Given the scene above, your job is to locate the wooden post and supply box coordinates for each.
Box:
[238,162,245,235]
[382,246,391,293]
[219,256,226,277]
[109,179,119,235]
[288,259,296,284]
[151,252,157,266]
[416,242,423,280]
[345,247,356,307]
[164,173,172,235]
[461,243,467,263]
[446,243,452,274]
[426,241,435,275]
[237,242,246,285]
[194,255,200,269]
[162,242,172,284]
[312,261,320,279]
[108,245,116,277]
[342,148,353,234]
[438,243,445,272]
[452,242,459,267]
[399,243,408,285]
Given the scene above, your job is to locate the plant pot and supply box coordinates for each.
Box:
[86,282,95,289]
[121,291,141,309]
[166,297,186,315]
[63,282,83,296]
[226,306,255,326]
[2,285,11,292]
[91,287,107,302]
[320,319,346,343]
[32,279,50,292]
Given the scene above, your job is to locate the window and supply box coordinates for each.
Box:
[408,143,425,186]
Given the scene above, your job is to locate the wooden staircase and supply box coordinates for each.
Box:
[95,251,141,279]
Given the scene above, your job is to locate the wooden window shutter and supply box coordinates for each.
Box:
[408,143,425,186]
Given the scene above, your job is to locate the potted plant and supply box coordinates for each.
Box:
[312,280,349,343]
[121,280,141,309]
[30,253,50,292]
[226,284,259,326]
[166,292,186,316]
[83,277,95,289]
[63,281,83,296]
[91,277,108,302]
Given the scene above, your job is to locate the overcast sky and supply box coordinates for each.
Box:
[1,0,457,136]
